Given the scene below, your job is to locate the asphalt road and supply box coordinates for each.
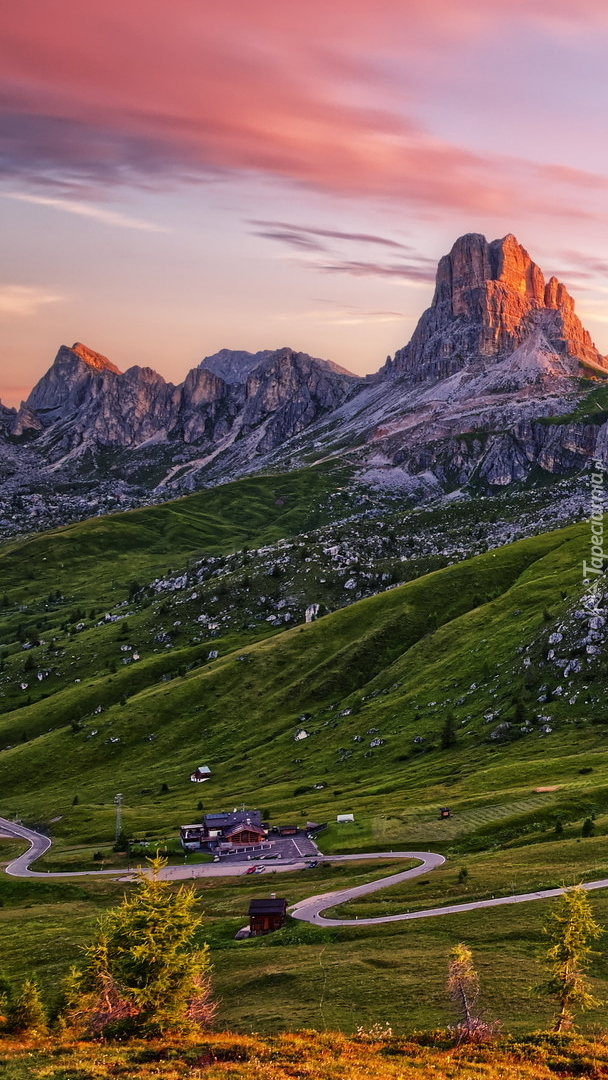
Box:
[3,817,608,926]
[0,816,53,878]
[0,816,323,880]
[289,859,608,926]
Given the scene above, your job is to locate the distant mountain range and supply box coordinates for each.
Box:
[1,231,607,537]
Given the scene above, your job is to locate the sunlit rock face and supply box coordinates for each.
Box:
[384,233,607,382]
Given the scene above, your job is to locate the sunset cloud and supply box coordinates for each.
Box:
[559,250,608,278]
[250,221,413,252]
[0,0,606,222]
[2,0,608,396]
[0,285,64,318]
[250,219,437,283]
[316,260,437,284]
[2,192,170,232]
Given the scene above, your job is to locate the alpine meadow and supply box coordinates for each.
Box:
[4,3,608,1076]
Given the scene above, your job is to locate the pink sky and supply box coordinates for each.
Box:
[1,0,608,404]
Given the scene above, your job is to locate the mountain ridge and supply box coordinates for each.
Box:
[1,230,607,537]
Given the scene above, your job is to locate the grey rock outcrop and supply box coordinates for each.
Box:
[27,343,121,418]
[20,343,359,459]
[11,402,43,437]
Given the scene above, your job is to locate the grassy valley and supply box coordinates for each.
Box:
[0,464,607,1038]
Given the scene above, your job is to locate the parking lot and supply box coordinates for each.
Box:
[215,833,319,865]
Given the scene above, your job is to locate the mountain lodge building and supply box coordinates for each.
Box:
[180,808,267,851]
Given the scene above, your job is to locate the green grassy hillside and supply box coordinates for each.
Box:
[0,463,351,609]
[0,514,601,843]
[2,482,608,1036]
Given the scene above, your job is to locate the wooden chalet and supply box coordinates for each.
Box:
[190,765,211,783]
[248,897,288,936]
[180,808,267,851]
[224,821,266,845]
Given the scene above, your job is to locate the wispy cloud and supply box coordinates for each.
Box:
[275,303,407,326]
[2,192,170,232]
[252,227,326,252]
[250,218,436,284]
[1,3,606,223]
[249,220,412,252]
[316,258,437,284]
[0,284,64,317]
[559,250,608,278]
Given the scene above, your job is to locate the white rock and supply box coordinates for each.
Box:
[305,603,320,623]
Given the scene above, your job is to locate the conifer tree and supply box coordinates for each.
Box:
[0,970,12,1026]
[447,943,480,1040]
[543,885,602,1032]
[446,943,498,1043]
[7,979,47,1034]
[67,856,215,1036]
[440,712,457,750]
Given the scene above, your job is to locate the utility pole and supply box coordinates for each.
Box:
[114,792,123,841]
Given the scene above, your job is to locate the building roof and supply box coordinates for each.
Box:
[248,898,288,915]
[224,822,266,840]
[203,809,263,829]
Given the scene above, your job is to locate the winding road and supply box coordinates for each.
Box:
[1,816,53,878]
[3,815,608,925]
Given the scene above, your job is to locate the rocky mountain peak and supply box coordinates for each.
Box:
[199,346,357,384]
[387,232,607,382]
[435,233,547,305]
[198,348,275,384]
[69,342,121,374]
[26,343,122,415]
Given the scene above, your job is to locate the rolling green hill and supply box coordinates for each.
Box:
[2,479,608,1036]
[0,509,604,855]
[0,462,352,610]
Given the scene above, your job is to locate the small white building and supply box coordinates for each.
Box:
[336,813,354,823]
[190,765,212,783]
